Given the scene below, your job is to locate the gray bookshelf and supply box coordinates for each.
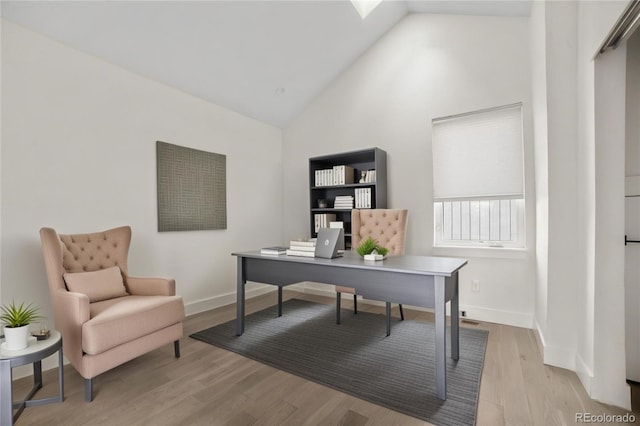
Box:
[309,147,387,249]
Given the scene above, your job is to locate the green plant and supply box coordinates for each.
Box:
[0,301,43,328]
[355,237,389,257]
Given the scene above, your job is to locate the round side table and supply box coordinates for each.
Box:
[0,330,64,426]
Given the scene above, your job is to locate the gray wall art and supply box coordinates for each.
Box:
[156,141,227,232]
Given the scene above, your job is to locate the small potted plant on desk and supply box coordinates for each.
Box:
[356,237,389,261]
[1,301,43,351]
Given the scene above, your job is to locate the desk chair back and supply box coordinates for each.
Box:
[336,209,408,335]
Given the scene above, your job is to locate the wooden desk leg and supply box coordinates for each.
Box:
[236,256,246,336]
[1,360,13,426]
[434,275,447,400]
[450,273,460,361]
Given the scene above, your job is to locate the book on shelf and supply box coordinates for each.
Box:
[286,249,315,257]
[314,165,355,187]
[364,169,376,183]
[314,213,336,232]
[333,195,354,209]
[315,168,335,187]
[354,188,372,208]
[332,165,354,185]
[329,221,343,229]
[260,246,288,255]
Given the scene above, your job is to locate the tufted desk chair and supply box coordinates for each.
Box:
[336,209,408,336]
[39,226,184,402]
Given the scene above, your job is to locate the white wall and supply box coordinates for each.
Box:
[283,13,535,328]
[530,0,549,343]
[530,0,630,409]
[0,19,283,329]
[530,0,581,370]
[574,0,631,409]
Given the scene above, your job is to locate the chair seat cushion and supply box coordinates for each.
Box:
[82,295,184,355]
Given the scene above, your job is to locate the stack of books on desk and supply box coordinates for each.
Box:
[260,246,288,255]
[286,239,316,257]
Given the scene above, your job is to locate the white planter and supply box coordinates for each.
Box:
[4,324,30,350]
[364,253,386,261]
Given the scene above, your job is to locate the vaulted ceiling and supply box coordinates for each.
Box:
[1,1,532,127]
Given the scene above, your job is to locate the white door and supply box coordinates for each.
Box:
[626,191,640,382]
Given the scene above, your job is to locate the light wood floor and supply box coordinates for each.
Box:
[12,291,638,425]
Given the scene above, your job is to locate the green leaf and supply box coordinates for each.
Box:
[356,237,390,257]
[0,301,43,328]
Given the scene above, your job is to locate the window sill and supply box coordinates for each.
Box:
[431,245,529,260]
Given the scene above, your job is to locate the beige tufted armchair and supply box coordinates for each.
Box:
[336,209,408,336]
[39,226,184,402]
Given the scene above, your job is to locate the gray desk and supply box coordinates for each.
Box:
[0,330,64,426]
[232,250,467,400]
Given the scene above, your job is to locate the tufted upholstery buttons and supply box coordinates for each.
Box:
[58,226,130,274]
[351,209,408,256]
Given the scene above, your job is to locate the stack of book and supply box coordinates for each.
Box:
[333,195,354,209]
[314,168,333,187]
[361,170,376,183]
[332,165,354,185]
[314,165,355,187]
[314,213,336,232]
[354,188,372,208]
[286,239,316,257]
[260,246,288,255]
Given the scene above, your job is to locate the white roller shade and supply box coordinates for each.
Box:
[432,103,524,201]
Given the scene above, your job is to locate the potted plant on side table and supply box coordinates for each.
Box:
[1,301,43,350]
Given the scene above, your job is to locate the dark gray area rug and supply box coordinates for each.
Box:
[190,299,488,426]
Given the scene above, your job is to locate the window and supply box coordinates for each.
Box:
[432,103,525,248]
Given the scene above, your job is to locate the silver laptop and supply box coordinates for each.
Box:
[315,228,344,259]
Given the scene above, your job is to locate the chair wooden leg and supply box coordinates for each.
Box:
[174,340,181,358]
[336,292,342,324]
[353,294,358,314]
[85,378,93,402]
[386,302,391,337]
[399,304,404,321]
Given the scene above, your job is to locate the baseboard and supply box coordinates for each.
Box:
[184,284,275,316]
[458,304,534,329]
[292,282,534,328]
[575,352,594,395]
[535,320,576,370]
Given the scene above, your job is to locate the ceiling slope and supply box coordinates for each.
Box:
[1,1,531,127]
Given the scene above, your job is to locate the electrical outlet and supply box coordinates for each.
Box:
[461,310,467,317]
[472,279,480,292]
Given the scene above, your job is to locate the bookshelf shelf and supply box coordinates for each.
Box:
[311,183,377,190]
[309,147,387,249]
